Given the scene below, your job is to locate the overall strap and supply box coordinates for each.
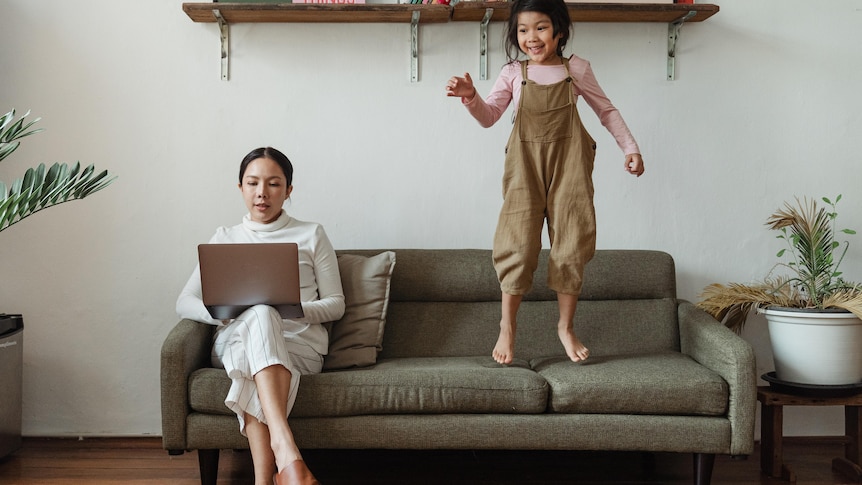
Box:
[562,57,575,102]
[518,61,529,111]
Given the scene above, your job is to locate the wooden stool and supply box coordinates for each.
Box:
[758,386,862,482]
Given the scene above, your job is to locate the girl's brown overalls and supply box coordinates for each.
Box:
[492,58,597,296]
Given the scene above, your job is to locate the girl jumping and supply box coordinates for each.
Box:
[446,0,644,365]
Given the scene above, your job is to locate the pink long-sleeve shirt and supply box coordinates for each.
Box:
[463,55,641,156]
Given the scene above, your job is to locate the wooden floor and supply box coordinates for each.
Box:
[0,437,857,484]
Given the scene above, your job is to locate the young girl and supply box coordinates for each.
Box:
[445,0,644,365]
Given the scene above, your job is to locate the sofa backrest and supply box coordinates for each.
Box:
[337,249,679,361]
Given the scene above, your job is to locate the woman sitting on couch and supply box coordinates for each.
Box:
[176,146,345,485]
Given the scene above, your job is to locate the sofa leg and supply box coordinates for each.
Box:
[693,453,715,485]
[640,451,657,473]
[198,449,219,485]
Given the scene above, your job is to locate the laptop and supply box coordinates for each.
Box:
[198,242,305,320]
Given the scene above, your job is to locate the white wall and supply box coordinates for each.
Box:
[0,0,860,438]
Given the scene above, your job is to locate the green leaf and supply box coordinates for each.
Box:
[0,109,44,164]
[0,110,117,232]
[0,141,20,162]
[0,160,117,232]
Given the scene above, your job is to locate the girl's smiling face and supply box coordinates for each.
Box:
[517,11,563,65]
[239,157,292,224]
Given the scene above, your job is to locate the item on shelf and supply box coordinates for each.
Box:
[570,0,674,3]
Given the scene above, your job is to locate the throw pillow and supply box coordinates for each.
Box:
[323,251,396,370]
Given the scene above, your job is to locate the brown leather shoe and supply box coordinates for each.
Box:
[273,459,321,485]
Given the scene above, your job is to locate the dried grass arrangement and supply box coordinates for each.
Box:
[697,196,862,334]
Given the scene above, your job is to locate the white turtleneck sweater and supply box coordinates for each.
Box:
[176,210,345,355]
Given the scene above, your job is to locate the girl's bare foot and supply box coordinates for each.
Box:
[558,325,589,362]
[493,320,516,364]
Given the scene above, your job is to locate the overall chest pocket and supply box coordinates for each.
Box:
[517,96,573,143]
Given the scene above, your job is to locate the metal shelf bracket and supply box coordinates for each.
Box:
[479,8,493,80]
[410,10,420,82]
[667,10,696,81]
[214,9,230,81]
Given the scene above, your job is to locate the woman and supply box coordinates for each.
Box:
[177,147,345,485]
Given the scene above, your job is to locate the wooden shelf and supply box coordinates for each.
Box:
[183,3,451,23]
[182,2,719,82]
[183,2,719,24]
[452,2,718,23]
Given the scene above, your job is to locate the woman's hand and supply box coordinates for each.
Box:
[446,73,476,101]
[625,153,645,177]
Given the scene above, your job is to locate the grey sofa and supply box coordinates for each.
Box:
[161,249,756,485]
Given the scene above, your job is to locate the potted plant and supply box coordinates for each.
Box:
[697,195,862,387]
[0,108,116,458]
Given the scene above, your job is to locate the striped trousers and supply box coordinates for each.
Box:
[211,304,322,436]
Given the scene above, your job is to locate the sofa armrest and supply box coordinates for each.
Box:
[160,318,214,451]
[678,300,756,456]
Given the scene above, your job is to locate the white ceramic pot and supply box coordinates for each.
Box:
[760,306,862,385]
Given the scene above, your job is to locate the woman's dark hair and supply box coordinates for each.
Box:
[238,147,294,186]
[504,0,572,63]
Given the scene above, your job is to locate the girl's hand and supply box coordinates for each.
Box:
[625,153,645,177]
[446,73,476,100]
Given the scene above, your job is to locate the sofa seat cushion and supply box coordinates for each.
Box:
[533,352,728,416]
[292,356,548,417]
[188,368,232,416]
[188,357,549,418]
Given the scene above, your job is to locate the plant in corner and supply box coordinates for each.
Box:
[1,107,117,332]
[0,108,116,458]
[697,195,862,386]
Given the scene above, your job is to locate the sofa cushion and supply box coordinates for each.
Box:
[189,368,232,415]
[324,251,396,370]
[188,357,549,418]
[533,352,728,416]
[293,357,548,417]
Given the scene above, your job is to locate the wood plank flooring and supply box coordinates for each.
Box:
[0,437,855,484]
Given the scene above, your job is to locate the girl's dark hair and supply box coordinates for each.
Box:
[238,147,294,186]
[504,0,572,63]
